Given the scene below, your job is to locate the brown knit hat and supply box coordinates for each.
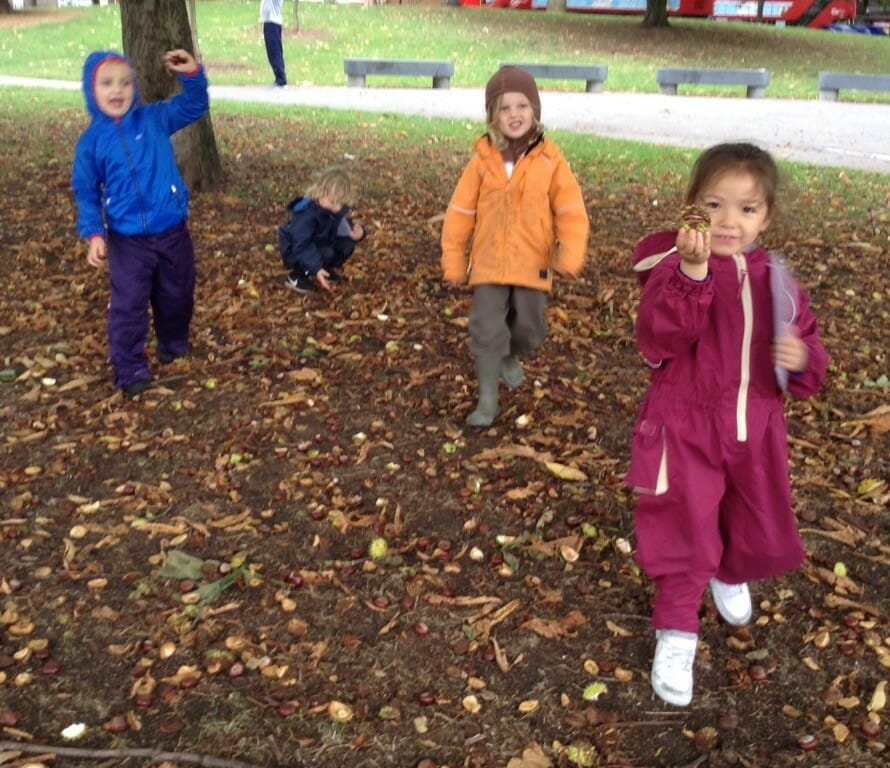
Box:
[485,66,541,121]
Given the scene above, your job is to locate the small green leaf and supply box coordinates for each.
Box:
[582,682,607,701]
[157,550,205,581]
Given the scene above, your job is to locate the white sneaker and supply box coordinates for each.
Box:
[651,630,697,707]
[709,579,752,626]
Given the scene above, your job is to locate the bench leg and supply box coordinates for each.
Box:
[658,84,678,96]
[347,75,366,88]
[585,80,604,94]
[819,89,839,102]
[432,76,451,90]
[746,85,766,99]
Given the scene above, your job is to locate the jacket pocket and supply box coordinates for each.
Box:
[171,184,189,219]
[625,418,669,496]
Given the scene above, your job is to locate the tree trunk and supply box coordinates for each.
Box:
[0,0,13,15]
[187,0,201,60]
[292,0,300,33]
[120,0,221,193]
[643,0,670,27]
[757,0,766,20]
[547,0,568,11]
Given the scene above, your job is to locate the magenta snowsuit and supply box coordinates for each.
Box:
[626,231,828,634]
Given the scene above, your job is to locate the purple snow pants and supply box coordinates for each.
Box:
[106,222,196,389]
[632,399,805,634]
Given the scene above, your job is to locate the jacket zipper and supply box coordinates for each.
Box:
[733,253,752,442]
[117,123,149,235]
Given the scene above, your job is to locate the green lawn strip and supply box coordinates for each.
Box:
[1,3,888,100]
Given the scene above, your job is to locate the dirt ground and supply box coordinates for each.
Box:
[1,97,889,768]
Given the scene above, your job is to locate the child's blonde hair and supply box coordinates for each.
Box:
[305,166,355,206]
[485,96,543,152]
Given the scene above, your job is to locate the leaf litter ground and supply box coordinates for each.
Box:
[0,109,888,768]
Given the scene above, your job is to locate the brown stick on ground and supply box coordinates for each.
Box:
[0,742,268,768]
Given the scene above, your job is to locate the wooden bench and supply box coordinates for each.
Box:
[500,63,608,93]
[656,67,771,99]
[344,58,454,89]
[818,71,890,101]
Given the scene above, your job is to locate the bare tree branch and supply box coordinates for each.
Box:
[0,741,267,768]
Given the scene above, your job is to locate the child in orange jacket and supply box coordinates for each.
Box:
[441,66,589,426]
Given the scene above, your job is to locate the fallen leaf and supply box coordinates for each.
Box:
[868,681,886,712]
[506,742,552,768]
[544,461,587,482]
[328,701,353,722]
[522,610,586,639]
[605,620,632,638]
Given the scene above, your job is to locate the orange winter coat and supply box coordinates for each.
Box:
[441,134,589,292]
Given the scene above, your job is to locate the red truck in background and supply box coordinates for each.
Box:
[709,0,857,28]
[458,0,859,28]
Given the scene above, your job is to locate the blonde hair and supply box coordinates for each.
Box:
[485,95,543,152]
[304,166,355,206]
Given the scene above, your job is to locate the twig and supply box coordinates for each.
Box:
[594,717,688,728]
[0,741,270,768]
[823,592,886,618]
[596,757,705,768]
[598,613,652,622]
[799,528,861,547]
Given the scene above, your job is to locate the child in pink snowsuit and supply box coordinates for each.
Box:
[625,143,828,707]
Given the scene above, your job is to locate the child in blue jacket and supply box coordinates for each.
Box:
[71,49,209,398]
[279,167,365,294]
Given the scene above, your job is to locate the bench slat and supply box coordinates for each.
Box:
[500,62,608,93]
[344,58,454,89]
[818,71,890,101]
[656,67,770,99]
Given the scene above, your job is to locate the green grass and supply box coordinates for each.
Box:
[2,1,889,99]
[3,84,886,205]
[1,3,886,239]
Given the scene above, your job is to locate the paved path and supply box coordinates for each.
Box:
[4,75,888,174]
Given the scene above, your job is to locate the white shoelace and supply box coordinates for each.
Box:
[661,645,694,674]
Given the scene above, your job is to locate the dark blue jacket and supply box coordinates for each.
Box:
[71,50,209,240]
[278,196,357,276]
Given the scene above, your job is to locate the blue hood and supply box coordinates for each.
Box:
[82,50,140,120]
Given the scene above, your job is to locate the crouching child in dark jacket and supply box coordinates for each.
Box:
[279,167,365,294]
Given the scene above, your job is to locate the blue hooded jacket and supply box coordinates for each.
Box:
[71,50,209,240]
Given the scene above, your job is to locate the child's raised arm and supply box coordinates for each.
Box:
[163,49,198,75]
